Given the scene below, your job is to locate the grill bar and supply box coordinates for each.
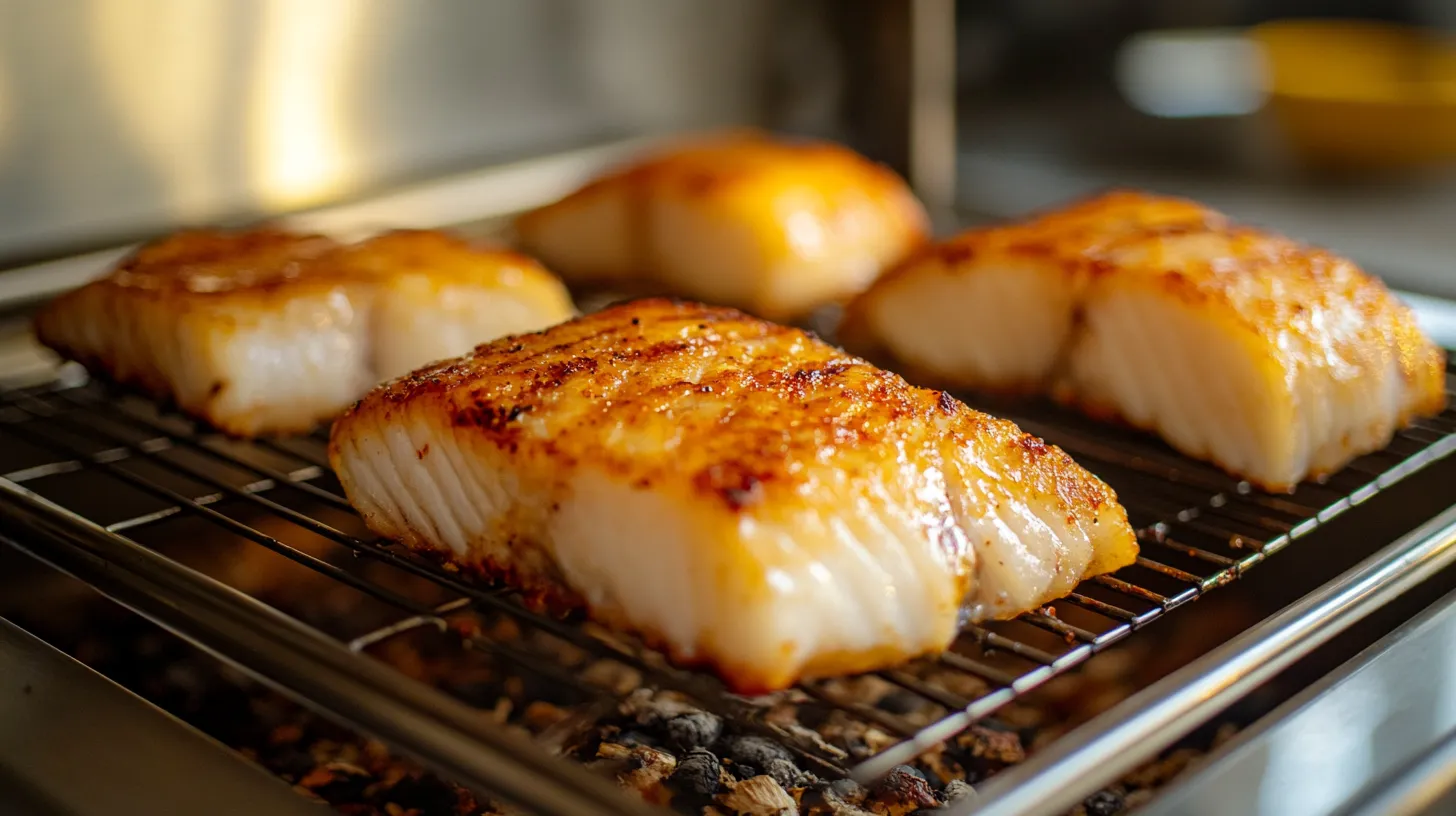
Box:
[953,503,1456,816]
[0,364,1452,811]
[0,481,658,816]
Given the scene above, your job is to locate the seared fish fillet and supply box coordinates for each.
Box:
[329,299,1136,693]
[34,228,575,436]
[842,190,1448,491]
[514,132,929,322]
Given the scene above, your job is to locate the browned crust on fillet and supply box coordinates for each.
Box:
[33,227,569,436]
[842,189,1448,487]
[332,299,1136,691]
[340,298,1120,518]
[514,130,931,319]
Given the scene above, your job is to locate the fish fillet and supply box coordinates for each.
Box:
[514,132,929,322]
[34,228,575,436]
[328,298,1137,693]
[842,190,1449,491]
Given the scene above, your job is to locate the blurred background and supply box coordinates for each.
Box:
[0,0,1454,295]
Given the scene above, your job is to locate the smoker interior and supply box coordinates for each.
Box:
[0,341,1452,814]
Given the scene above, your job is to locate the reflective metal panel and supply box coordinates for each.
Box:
[1146,588,1456,816]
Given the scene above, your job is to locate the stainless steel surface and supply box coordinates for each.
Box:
[958,504,1456,816]
[1338,731,1456,816]
[0,616,320,816]
[0,1,773,265]
[1142,588,1456,816]
[0,137,663,308]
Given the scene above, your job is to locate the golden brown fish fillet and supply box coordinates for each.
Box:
[514,132,930,322]
[328,299,1137,693]
[842,190,1448,491]
[34,228,574,436]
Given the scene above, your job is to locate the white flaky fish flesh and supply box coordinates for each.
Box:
[34,228,575,436]
[514,131,929,322]
[328,298,1137,693]
[842,190,1448,491]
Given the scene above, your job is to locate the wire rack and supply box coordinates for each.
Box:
[1,360,1454,806]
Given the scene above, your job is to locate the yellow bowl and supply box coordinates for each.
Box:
[1252,20,1456,170]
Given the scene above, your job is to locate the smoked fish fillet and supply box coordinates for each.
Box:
[842,191,1448,491]
[514,132,929,322]
[34,228,575,436]
[328,298,1137,693]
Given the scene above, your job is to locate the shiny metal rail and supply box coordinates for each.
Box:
[0,481,660,816]
[0,617,322,816]
[959,504,1456,816]
[1146,584,1456,816]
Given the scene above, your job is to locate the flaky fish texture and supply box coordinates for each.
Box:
[842,190,1449,492]
[34,228,575,436]
[514,132,929,322]
[328,299,1137,693]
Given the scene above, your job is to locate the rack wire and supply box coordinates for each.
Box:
[1,360,1453,801]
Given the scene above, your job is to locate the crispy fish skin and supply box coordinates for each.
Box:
[329,299,1136,693]
[514,132,930,322]
[33,228,574,436]
[842,190,1448,492]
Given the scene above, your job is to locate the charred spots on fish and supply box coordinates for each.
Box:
[681,170,723,198]
[415,443,430,460]
[785,361,856,392]
[450,401,533,432]
[695,465,768,511]
[1012,433,1051,459]
[936,242,977,266]
[937,390,959,415]
[1007,240,1057,259]
[207,380,226,398]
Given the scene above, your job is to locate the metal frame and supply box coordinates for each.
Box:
[0,357,1450,813]
[964,504,1456,816]
[1144,585,1456,816]
[0,617,323,816]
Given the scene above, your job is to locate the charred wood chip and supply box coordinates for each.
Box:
[618,746,678,806]
[729,763,762,781]
[957,725,1026,765]
[1082,789,1126,816]
[801,782,876,816]
[829,779,868,805]
[666,711,724,752]
[723,735,795,769]
[765,757,818,790]
[667,749,723,799]
[876,690,925,716]
[867,766,938,816]
[940,779,975,805]
[718,775,797,816]
[618,730,660,748]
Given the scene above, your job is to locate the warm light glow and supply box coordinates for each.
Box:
[87,0,227,217]
[248,0,361,209]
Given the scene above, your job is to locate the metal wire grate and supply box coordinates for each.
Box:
[1,360,1454,794]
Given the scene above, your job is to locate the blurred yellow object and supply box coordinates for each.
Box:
[1253,20,1456,170]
